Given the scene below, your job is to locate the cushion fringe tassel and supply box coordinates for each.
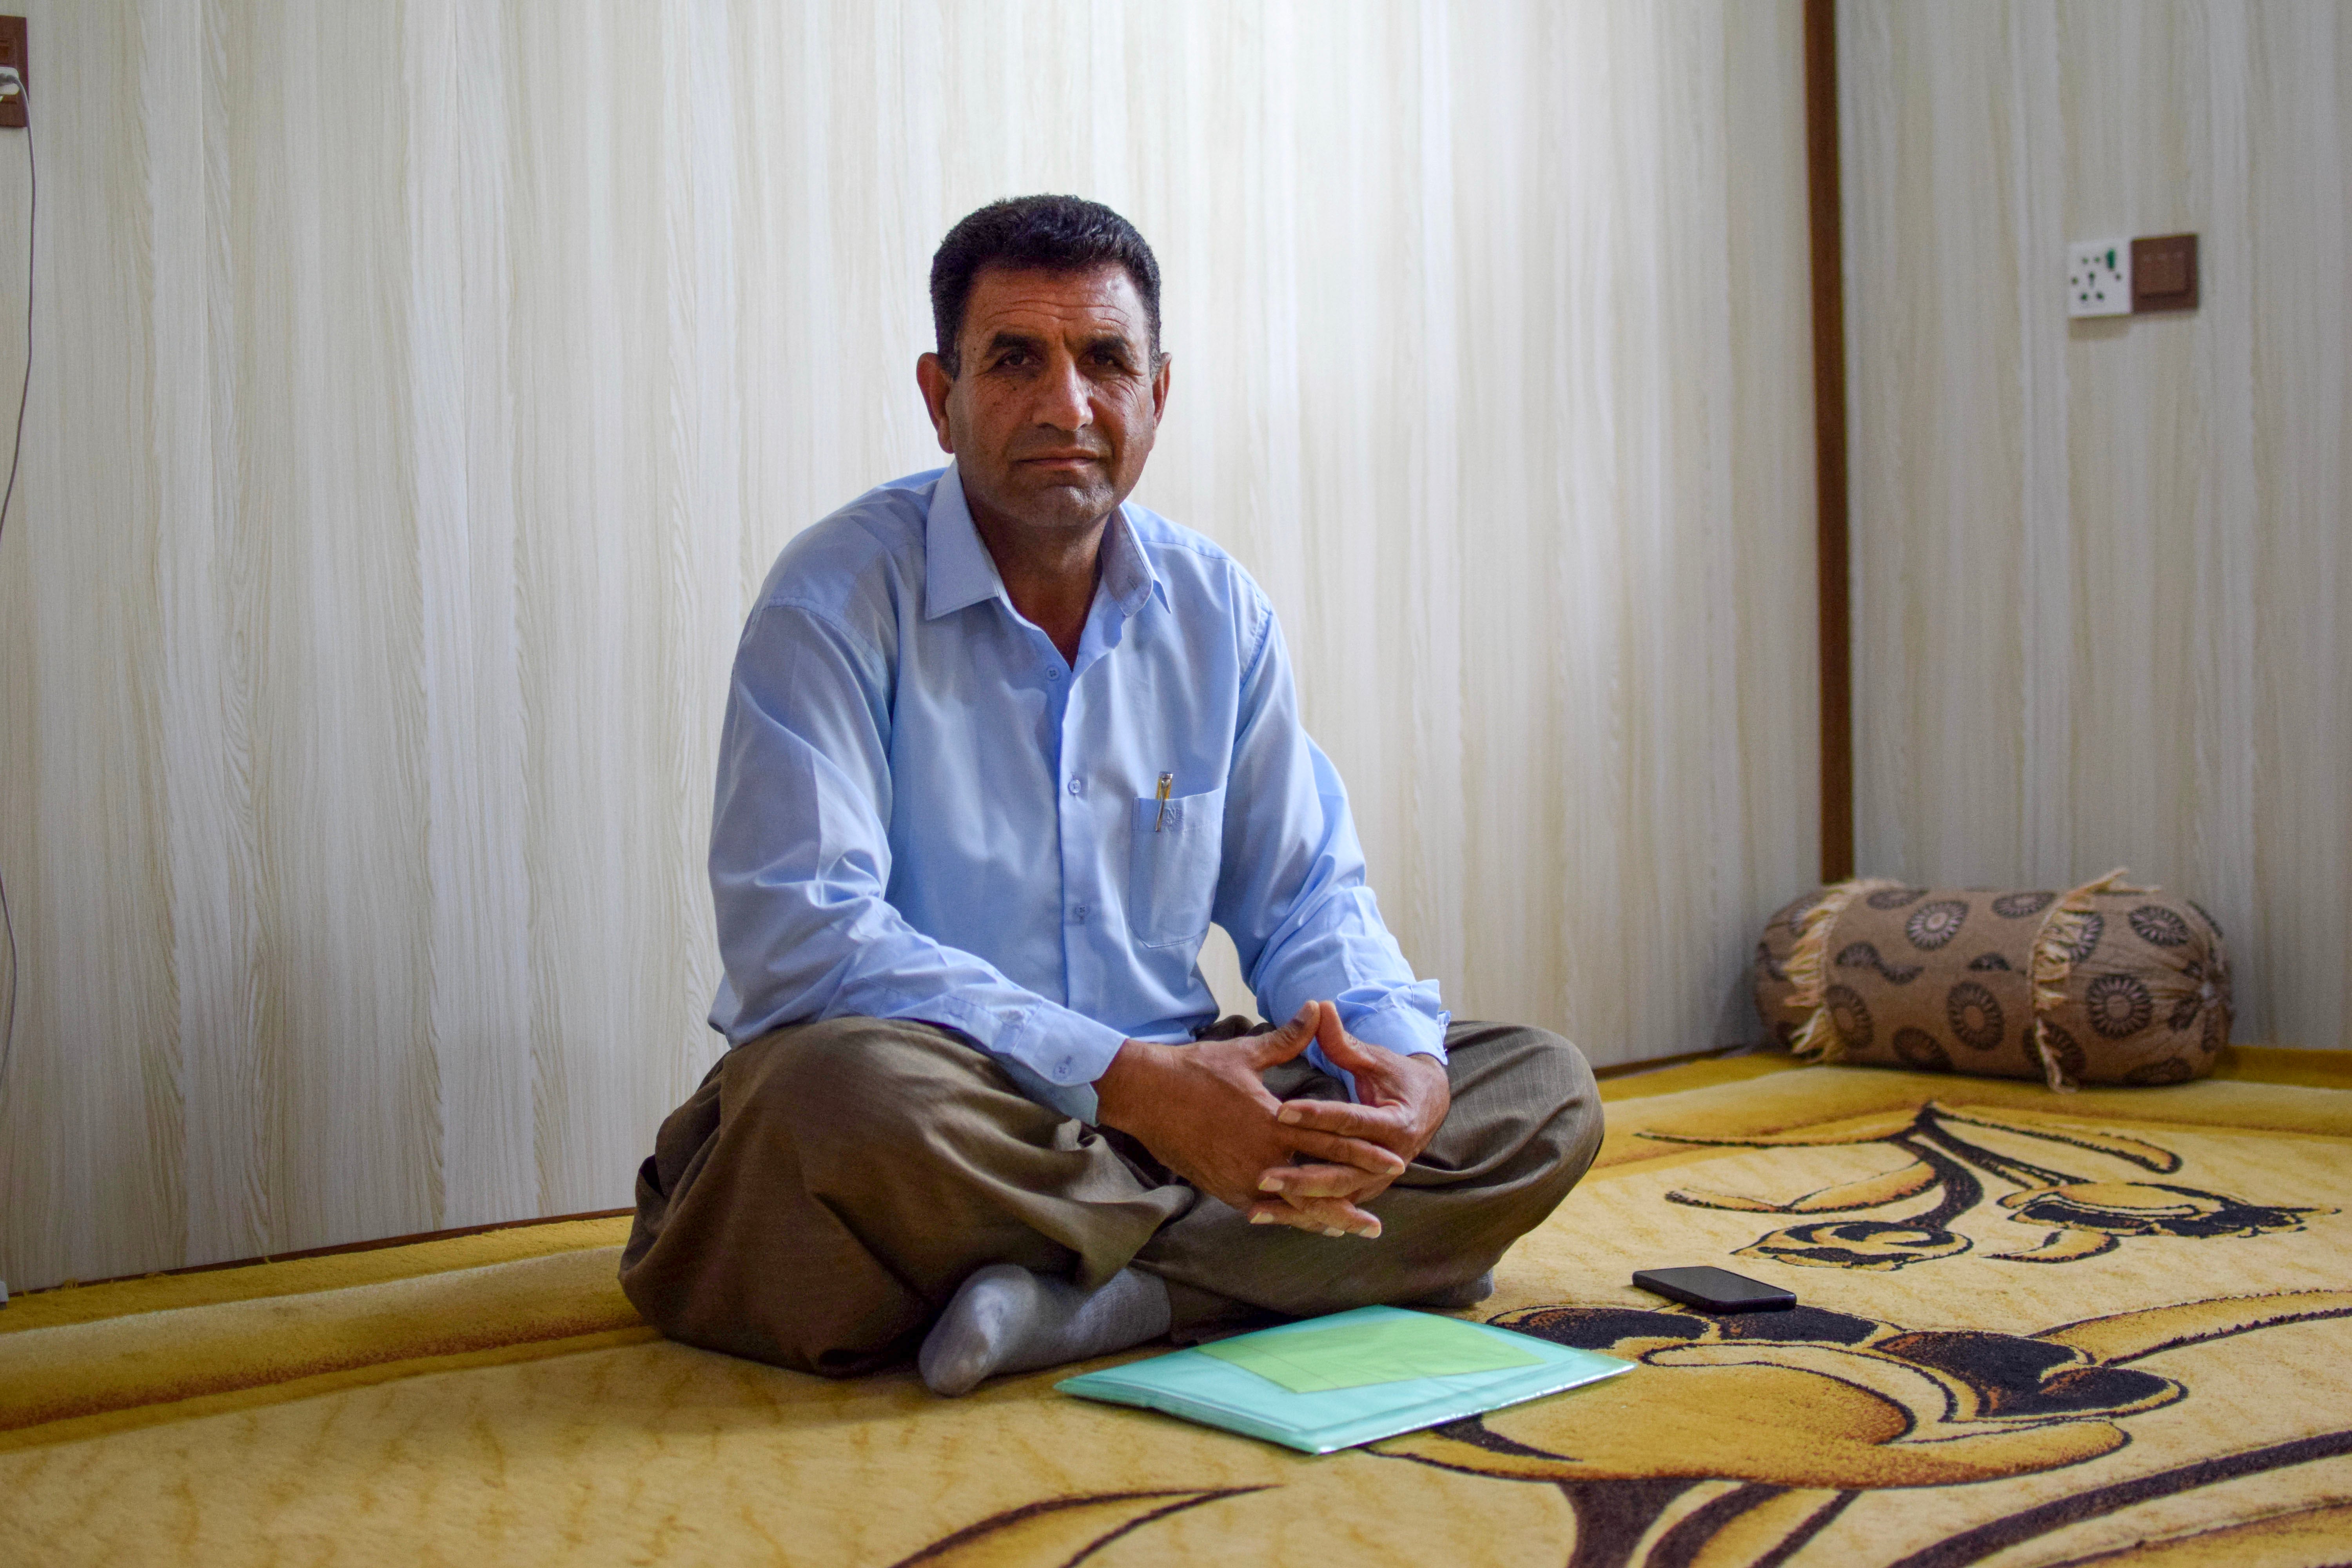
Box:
[2025,867,2142,1093]
[1784,878,1896,1063]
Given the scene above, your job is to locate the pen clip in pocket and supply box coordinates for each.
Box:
[1131,779,1223,949]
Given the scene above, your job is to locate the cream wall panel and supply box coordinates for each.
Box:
[0,0,1816,1292]
[7,0,186,1285]
[409,0,534,1229]
[151,0,269,1268]
[1843,0,2350,1048]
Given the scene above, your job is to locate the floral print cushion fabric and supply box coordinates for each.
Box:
[1755,875,2230,1088]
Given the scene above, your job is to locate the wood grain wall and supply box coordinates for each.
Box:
[0,0,1817,1292]
[1841,0,2350,1051]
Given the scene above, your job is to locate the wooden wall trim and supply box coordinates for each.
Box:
[1805,0,1855,883]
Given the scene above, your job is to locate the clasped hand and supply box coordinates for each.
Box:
[1093,1000,1451,1238]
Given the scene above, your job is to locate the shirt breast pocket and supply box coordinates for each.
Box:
[1129,785,1225,949]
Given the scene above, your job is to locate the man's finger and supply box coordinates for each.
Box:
[1270,1123,1406,1173]
[1276,1098,1410,1142]
[1247,1196,1381,1238]
[1249,1002,1321,1068]
[1311,999,1378,1070]
[1257,1161,1390,1200]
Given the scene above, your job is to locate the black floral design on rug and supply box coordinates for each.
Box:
[1967,952,2013,971]
[1868,886,1929,910]
[1993,890,2054,918]
[1648,1103,2332,1269]
[918,1299,2352,1568]
[1370,1294,2352,1568]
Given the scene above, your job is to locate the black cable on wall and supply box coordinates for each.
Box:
[0,71,37,1112]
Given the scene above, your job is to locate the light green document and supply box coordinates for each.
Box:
[1058,1305,1634,1454]
[1198,1308,1542,1392]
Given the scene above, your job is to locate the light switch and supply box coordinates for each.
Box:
[2067,239,2132,318]
[2132,234,2198,312]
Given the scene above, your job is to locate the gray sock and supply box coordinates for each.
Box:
[918,1264,1172,1397]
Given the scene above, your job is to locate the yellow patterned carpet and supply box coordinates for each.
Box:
[5,1047,2350,1566]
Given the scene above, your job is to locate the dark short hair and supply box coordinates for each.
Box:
[929,195,1162,375]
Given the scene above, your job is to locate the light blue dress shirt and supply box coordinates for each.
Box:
[708,465,1448,1122]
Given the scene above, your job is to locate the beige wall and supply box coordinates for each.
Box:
[0,0,1817,1292]
[1841,0,2350,1051]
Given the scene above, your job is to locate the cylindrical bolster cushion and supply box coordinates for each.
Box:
[1754,869,2231,1091]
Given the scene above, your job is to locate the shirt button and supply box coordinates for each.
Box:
[1067,778,1083,795]
[1046,667,1062,681]
[1072,904,1090,922]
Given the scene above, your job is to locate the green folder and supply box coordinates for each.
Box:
[1056,1305,1633,1455]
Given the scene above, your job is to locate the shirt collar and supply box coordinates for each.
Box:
[1097,501,1167,618]
[924,463,1168,622]
[923,465,1007,621]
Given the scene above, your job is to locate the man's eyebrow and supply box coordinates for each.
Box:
[984,329,1045,358]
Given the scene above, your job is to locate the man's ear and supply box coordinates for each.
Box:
[915,352,956,454]
[1150,353,1172,424]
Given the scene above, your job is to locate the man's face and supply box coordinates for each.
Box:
[917,263,1171,541]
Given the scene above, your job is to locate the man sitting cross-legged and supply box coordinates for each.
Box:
[619,195,1604,1395]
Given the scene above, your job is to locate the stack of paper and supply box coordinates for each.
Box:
[1057,1304,1633,1454]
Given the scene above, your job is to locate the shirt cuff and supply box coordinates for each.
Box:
[990,1057,1105,1125]
[1343,996,1450,1060]
[1304,996,1448,1102]
[919,999,1125,1123]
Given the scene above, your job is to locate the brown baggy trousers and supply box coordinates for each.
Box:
[617,1016,1604,1377]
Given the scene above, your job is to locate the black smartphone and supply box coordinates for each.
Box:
[1632,1266,1795,1313]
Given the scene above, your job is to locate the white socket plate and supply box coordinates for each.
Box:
[2067,239,2132,318]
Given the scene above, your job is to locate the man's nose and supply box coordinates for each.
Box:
[1034,352,1092,430]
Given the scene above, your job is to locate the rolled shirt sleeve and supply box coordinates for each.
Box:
[1212,608,1451,1091]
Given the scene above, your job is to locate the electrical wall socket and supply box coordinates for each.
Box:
[2067,239,2131,318]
